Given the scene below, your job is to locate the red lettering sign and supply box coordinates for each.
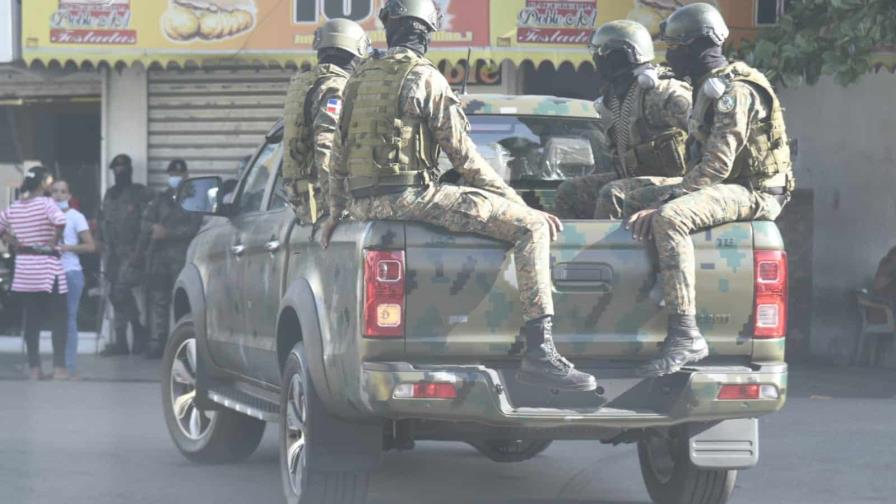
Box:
[517,0,596,45]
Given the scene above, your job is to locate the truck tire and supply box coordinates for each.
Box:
[280,342,370,504]
[638,427,737,504]
[469,439,553,463]
[162,317,266,463]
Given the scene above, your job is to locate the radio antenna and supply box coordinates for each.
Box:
[461,48,472,95]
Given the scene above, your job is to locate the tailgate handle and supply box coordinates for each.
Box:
[553,263,613,291]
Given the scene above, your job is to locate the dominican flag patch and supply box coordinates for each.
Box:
[326,98,342,115]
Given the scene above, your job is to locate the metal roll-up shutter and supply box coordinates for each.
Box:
[0,66,102,100]
[147,66,294,190]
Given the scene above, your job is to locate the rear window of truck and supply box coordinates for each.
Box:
[456,115,611,183]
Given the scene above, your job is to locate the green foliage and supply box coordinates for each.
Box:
[732,0,896,86]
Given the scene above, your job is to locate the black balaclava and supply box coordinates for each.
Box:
[108,155,133,199]
[666,36,727,83]
[318,47,360,73]
[113,165,133,187]
[595,50,639,100]
[385,17,432,55]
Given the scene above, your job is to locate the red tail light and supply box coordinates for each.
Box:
[753,250,788,339]
[717,384,760,400]
[392,382,458,399]
[363,250,405,338]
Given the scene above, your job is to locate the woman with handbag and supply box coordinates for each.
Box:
[0,166,69,380]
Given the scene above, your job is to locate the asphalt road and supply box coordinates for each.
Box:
[1,364,894,504]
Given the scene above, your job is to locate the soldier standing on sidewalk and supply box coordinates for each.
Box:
[137,160,203,359]
[98,154,151,357]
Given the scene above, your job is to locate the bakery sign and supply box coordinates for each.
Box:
[49,0,136,45]
[22,0,490,65]
[517,0,597,45]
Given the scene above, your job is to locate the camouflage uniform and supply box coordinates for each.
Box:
[100,182,153,346]
[282,64,350,223]
[634,62,794,315]
[138,187,203,347]
[556,75,691,219]
[331,47,553,321]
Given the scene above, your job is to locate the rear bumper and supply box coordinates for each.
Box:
[360,362,787,429]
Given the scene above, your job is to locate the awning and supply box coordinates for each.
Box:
[25,1,896,75]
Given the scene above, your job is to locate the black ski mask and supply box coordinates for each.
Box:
[109,154,134,192]
[594,50,637,99]
[385,17,432,56]
[666,37,727,82]
[318,47,360,73]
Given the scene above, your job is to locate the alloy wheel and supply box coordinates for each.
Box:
[285,372,307,495]
[169,338,216,440]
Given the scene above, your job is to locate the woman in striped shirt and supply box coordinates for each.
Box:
[0,166,69,380]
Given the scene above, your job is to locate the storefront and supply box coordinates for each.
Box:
[17,0,771,190]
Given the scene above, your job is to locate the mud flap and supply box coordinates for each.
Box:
[687,418,758,469]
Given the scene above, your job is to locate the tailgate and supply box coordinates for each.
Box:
[402,221,755,360]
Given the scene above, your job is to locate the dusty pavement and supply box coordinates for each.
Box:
[1,354,894,504]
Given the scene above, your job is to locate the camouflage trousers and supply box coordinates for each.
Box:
[594,176,682,219]
[349,184,554,321]
[146,263,181,345]
[554,172,619,219]
[105,251,143,344]
[645,184,784,315]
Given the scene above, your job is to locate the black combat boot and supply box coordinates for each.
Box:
[99,326,130,357]
[131,322,148,356]
[516,317,598,391]
[143,340,164,359]
[637,314,709,377]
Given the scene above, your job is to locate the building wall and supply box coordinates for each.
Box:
[103,66,148,187]
[777,72,896,363]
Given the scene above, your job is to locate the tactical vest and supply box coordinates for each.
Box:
[691,62,794,191]
[283,66,346,188]
[340,51,439,195]
[604,74,688,178]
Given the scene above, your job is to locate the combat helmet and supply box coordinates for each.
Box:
[588,20,655,65]
[313,18,371,58]
[660,2,729,46]
[378,0,443,32]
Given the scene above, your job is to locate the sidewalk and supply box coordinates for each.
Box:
[0,332,100,354]
[0,335,161,382]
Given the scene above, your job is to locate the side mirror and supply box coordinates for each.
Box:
[177,176,224,215]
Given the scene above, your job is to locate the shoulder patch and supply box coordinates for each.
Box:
[716,93,737,113]
[326,98,342,115]
[702,77,727,99]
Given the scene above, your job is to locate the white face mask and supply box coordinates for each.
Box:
[168,176,184,189]
[56,200,70,210]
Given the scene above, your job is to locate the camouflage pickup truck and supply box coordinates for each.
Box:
[163,94,788,504]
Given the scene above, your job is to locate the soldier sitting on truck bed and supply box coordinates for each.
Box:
[555,20,691,220]
[609,3,795,377]
[281,19,371,224]
[321,0,597,392]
